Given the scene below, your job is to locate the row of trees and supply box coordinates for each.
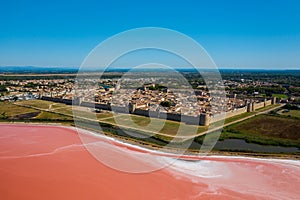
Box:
[228,86,286,96]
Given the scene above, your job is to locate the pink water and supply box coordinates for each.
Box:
[0,124,299,199]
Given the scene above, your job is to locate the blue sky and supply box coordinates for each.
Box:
[0,0,300,69]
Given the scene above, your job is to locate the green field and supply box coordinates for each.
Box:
[255,104,280,112]
[0,101,73,122]
[210,104,280,126]
[35,111,73,120]
[16,99,54,109]
[102,113,207,137]
[16,100,114,121]
[51,103,70,109]
[0,102,37,118]
[280,110,300,118]
[224,112,254,124]
[220,114,300,147]
[272,94,288,99]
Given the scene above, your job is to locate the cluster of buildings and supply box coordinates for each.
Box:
[0,77,280,125]
[68,77,247,117]
[0,79,74,101]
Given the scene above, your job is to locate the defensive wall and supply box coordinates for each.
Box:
[41,96,277,126]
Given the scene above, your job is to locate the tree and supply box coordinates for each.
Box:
[1,112,7,119]
[160,101,172,107]
[0,85,7,92]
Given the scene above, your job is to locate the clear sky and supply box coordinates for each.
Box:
[1,0,300,69]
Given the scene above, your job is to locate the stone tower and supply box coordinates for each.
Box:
[199,113,210,126]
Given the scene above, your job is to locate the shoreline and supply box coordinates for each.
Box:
[73,124,300,162]
[2,121,300,161]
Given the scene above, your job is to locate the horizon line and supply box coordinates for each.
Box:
[0,65,299,71]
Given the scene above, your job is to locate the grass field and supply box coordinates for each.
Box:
[280,110,300,118]
[255,104,281,112]
[97,112,114,119]
[0,101,73,121]
[51,103,70,109]
[35,111,73,120]
[224,112,254,124]
[16,99,54,109]
[210,104,281,126]
[221,114,300,147]
[16,100,114,121]
[272,94,288,99]
[0,102,37,118]
[53,107,74,115]
[102,114,207,136]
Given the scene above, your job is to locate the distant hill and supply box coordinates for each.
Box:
[0,66,79,74]
[0,66,299,75]
[220,69,300,76]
